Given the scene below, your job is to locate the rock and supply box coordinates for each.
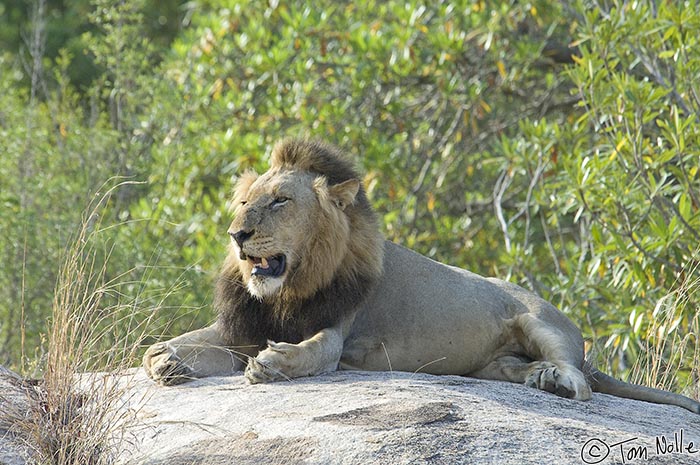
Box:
[119,370,700,465]
[0,366,35,465]
[3,366,700,464]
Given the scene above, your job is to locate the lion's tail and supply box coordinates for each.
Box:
[583,361,700,414]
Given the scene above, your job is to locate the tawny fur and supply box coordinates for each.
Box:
[143,138,700,414]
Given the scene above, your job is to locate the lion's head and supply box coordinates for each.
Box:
[222,139,384,305]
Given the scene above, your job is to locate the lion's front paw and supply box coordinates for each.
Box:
[525,362,591,400]
[244,341,305,384]
[143,342,194,386]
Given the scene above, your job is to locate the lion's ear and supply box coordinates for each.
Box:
[314,177,360,211]
[328,179,360,211]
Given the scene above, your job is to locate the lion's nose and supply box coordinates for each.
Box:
[230,229,254,248]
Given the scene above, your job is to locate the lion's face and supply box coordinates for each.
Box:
[228,167,360,300]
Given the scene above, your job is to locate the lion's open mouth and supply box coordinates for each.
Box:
[248,254,286,278]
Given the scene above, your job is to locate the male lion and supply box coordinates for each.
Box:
[144,138,699,413]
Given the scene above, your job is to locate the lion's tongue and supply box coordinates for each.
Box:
[250,255,285,277]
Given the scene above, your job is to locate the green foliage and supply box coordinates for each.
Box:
[153,0,572,271]
[571,0,700,382]
[0,0,698,394]
[0,0,186,88]
[0,0,184,368]
[499,0,700,387]
[0,49,120,368]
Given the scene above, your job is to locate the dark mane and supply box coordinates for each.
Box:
[215,265,375,349]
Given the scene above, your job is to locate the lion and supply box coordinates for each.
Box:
[143,138,700,413]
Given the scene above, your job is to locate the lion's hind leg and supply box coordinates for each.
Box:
[513,312,592,400]
[472,355,591,400]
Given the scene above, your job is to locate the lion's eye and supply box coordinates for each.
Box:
[239,200,247,206]
[271,197,289,208]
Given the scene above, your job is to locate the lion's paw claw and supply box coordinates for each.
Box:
[245,343,303,384]
[525,362,590,400]
[245,357,285,384]
[143,342,194,386]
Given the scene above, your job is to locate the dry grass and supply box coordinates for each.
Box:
[629,258,700,400]
[0,184,177,464]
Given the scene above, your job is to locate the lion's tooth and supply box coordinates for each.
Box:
[261,257,269,268]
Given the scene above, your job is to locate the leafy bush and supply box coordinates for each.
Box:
[500,0,700,390]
